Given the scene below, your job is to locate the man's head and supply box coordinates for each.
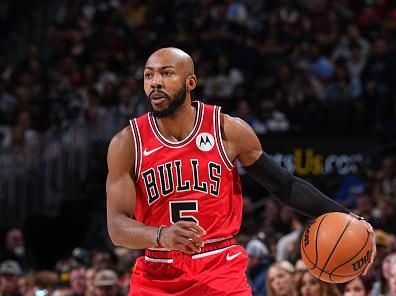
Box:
[246,239,268,269]
[0,260,22,294]
[70,267,86,294]
[93,269,118,296]
[144,47,197,118]
[382,155,396,179]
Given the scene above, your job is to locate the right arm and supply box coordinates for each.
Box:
[106,127,205,253]
[106,127,158,249]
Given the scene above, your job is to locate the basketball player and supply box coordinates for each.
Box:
[106,48,376,295]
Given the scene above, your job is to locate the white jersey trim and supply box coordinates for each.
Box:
[213,106,234,170]
[129,119,142,180]
[148,101,204,148]
[147,236,234,251]
[192,245,236,259]
[144,256,174,263]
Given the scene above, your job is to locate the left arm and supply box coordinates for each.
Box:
[221,114,376,273]
[221,114,349,218]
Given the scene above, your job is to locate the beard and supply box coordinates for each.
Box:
[149,85,186,118]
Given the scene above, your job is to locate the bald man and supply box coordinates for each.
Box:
[106,48,375,295]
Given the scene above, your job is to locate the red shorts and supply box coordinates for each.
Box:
[129,237,252,296]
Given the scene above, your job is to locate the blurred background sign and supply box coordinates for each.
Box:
[262,134,380,176]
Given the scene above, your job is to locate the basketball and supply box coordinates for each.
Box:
[300,212,373,283]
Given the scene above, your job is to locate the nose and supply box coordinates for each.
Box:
[151,72,163,89]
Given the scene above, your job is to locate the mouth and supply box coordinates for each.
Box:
[150,92,168,106]
[150,92,168,101]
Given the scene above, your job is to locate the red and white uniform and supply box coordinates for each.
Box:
[128,101,251,295]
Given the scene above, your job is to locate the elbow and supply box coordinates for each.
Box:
[107,220,123,247]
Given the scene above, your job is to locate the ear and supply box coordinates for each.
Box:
[186,74,197,91]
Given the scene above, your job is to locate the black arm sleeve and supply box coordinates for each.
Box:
[244,152,349,218]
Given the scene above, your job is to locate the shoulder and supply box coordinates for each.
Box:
[219,112,263,165]
[220,113,258,143]
[107,126,135,171]
[109,126,134,151]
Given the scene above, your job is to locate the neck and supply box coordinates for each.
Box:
[154,100,197,142]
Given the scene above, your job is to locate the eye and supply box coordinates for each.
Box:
[144,72,153,79]
[163,70,173,76]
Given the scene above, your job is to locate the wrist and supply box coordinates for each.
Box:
[349,212,365,220]
[156,225,166,247]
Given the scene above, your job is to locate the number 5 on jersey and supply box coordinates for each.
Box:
[169,200,199,224]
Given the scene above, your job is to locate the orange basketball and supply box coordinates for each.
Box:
[300,212,373,283]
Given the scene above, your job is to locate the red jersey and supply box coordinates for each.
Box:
[129,101,243,241]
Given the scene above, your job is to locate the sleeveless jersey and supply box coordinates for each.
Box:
[129,101,243,241]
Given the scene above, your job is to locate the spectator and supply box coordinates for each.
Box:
[332,23,370,63]
[387,263,396,296]
[374,198,396,235]
[371,252,396,296]
[373,155,396,198]
[259,99,289,133]
[0,260,22,296]
[91,250,116,271]
[345,41,366,98]
[354,194,375,224]
[309,43,335,81]
[1,228,35,272]
[246,238,272,296]
[266,260,296,296]
[31,271,59,296]
[17,275,34,296]
[232,99,266,134]
[85,268,97,296]
[92,269,120,296]
[335,162,367,209]
[296,269,341,296]
[69,267,86,296]
[324,63,354,102]
[203,54,244,108]
[339,276,372,296]
[276,210,305,262]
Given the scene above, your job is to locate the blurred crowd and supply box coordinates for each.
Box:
[1,0,396,144]
[1,0,396,295]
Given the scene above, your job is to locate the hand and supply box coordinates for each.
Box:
[159,221,206,254]
[361,220,376,276]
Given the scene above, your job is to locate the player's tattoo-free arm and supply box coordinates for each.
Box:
[222,115,348,218]
[106,127,205,253]
[106,127,158,249]
[222,114,375,270]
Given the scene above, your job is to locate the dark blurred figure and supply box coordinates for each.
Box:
[1,228,35,272]
[374,198,396,235]
[90,249,117,271]
[245,238,272,296]
[361,38,395,128]
[373,155,396,198]
[354,194,375,224]
[259,99,289,133]
[335,162,368,209]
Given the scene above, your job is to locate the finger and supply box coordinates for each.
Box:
[175,241,198,254]
[362,266,369,276]
[180,237,202,253]
[363,234,377,276]
[180,229,204,247]
[177,221,206,235]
